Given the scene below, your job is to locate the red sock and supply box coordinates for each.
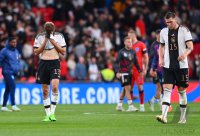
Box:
[139,90,144,104]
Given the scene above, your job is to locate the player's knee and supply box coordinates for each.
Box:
[178,83,189,90]
[42,90,49,98]
[163,84,173,90]
[138,85,143,91]
[52,84,58,92]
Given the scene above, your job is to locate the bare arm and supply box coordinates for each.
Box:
[143,53,149,75]
[34,38,48,56]
[49,39,66,55]
[159,44,165,67]
[178,41,193,61]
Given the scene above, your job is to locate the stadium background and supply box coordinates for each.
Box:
[0,0,199,105]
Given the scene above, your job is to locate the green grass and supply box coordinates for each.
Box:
[0,103,199,136]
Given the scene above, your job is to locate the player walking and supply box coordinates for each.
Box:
[156,12,193,124]
[115,36,142,112]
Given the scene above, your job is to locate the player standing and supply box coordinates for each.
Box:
[156,12,193,124]
[128,30,149,112]
[149,29,163,111]
[149,30,172,112]
[115,36,142,112]
[34,22,66,121]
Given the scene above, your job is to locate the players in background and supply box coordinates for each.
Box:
[148,29,162,111]
[115,36,142,112]
[128,30,149,112]
[34,22,66,121]
[156,12,193,124]
[0,37,21,112]
[149,30,173,112]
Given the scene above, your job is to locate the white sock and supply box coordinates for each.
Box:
[162,89,172,118]
[43,97,51,116]
[51,93,58,115]
[150,96,156,103]
[179,90,187,119]
[127,100,133,106]
[118,99,123,107]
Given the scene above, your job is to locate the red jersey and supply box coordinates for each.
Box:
[131,41,147,71]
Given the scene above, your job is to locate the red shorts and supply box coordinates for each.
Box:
[131,71,144,87]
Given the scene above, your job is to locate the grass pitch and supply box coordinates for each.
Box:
[0,103,199,136]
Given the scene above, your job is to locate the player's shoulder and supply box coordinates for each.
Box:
[137,41,147,48]
[54,32,64,38]
[35,32,45,39]
[135,41,145,46]
[179,25,190,32]
[118,48,125,54]
[160,27,168,34]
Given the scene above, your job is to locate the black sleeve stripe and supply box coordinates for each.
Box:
[34,47,39,49]
[185,39,193,43]
[160,43,165,46]
[142,50,147,54]
[62,45,67,48]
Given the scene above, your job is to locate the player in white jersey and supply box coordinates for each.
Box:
[156,12,193,124]
[34,22,66,121]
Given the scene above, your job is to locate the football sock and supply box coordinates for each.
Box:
[43,97,51,116]
[178,90,187,119]
[118,99,123,107]
[162,88,171,118]
[51,93,58,115]
[139,90,144,104]
[150,96,157,103]
[127,100,133,105]
[128,100,133,108]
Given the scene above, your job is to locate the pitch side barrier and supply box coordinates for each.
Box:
[0,82,199,105]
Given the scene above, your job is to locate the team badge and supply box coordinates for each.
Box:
[171,36,176,43]
[135,47,139,52]
[128,54,132,61]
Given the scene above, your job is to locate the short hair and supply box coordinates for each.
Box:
[155,29,161,34]
[124,36,131,41]
[128,29,136,35]
[165,12,176,19]
[44,22,55,33]
[7,37,16,42]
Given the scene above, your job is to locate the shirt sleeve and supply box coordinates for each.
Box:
[60,34,66,47]
[141,42,147,54]
[114,50,122,73]
[160,30,165,45]
[33,36,40,48]
[183,27,193,42]
[151,53,158,70]
[0,49,6,65]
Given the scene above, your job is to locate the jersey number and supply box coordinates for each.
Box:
[170,43,178,51]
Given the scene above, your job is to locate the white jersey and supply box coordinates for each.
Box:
[34,32,66,49]
[160,26,192,69]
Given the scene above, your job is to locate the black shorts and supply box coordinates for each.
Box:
[163,68,189,88]
[36,59,60,85]
[119,73,132,87]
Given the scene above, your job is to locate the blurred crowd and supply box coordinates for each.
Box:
[0,0,199,82]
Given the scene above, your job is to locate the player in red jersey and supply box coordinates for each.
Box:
[128,30,149,111]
